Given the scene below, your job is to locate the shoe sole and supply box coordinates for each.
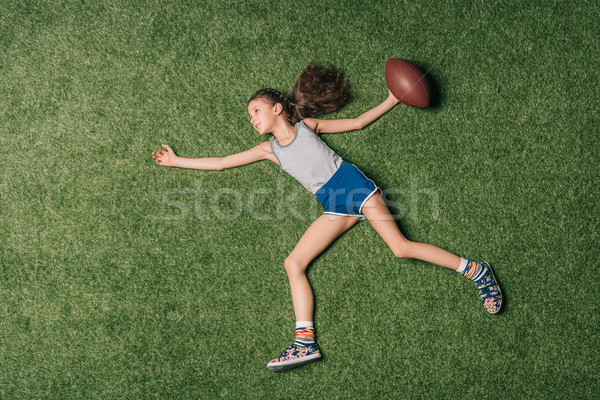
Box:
[482,262,503,314]
[266,353,322,372]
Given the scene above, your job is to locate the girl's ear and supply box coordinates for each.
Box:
[273,102,283,115]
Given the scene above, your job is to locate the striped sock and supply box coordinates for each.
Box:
[294,321,315,346]
[457,258,488,281]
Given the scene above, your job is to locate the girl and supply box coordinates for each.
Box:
[152,64,502,372]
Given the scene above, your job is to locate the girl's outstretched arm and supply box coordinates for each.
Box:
[304,90,400,134]
[152,141,278,170]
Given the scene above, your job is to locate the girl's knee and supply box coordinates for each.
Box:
[392,240,415,259]
[284,257,307,275]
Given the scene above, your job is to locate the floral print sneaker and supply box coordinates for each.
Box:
[474,262,503,314]
[266,342,322,372]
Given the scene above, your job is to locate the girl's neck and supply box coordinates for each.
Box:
[271,120,296,145]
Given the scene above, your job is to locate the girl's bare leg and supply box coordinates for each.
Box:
[285,214,361,321]
[361,192,462,270]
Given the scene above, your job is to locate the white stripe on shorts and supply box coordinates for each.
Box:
[358,187,380,215]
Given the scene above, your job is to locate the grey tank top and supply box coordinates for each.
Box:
[270,120,344,194]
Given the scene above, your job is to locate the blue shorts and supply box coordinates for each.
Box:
[316,162,379,220]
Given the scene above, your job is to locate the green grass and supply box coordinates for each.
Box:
[1,0,598,398]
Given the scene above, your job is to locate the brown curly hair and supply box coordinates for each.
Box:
[248,64,352,125]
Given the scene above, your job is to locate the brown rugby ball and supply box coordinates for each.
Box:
[385,58,430,108]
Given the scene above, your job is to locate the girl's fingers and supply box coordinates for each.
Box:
[153,147,171,165]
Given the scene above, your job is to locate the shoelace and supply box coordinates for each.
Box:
[277,344,299,360]
[278,343,317,360]
[475,275,499,300]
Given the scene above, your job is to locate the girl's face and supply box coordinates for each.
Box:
[248,98,281,135]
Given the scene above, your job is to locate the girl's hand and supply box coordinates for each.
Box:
[152,144,178,167]
[388,89,400,106]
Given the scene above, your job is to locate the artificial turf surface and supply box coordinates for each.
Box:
[1,0,598,398]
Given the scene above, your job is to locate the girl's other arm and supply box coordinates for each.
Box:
[152,141,278,170]
[304,90,400,134]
